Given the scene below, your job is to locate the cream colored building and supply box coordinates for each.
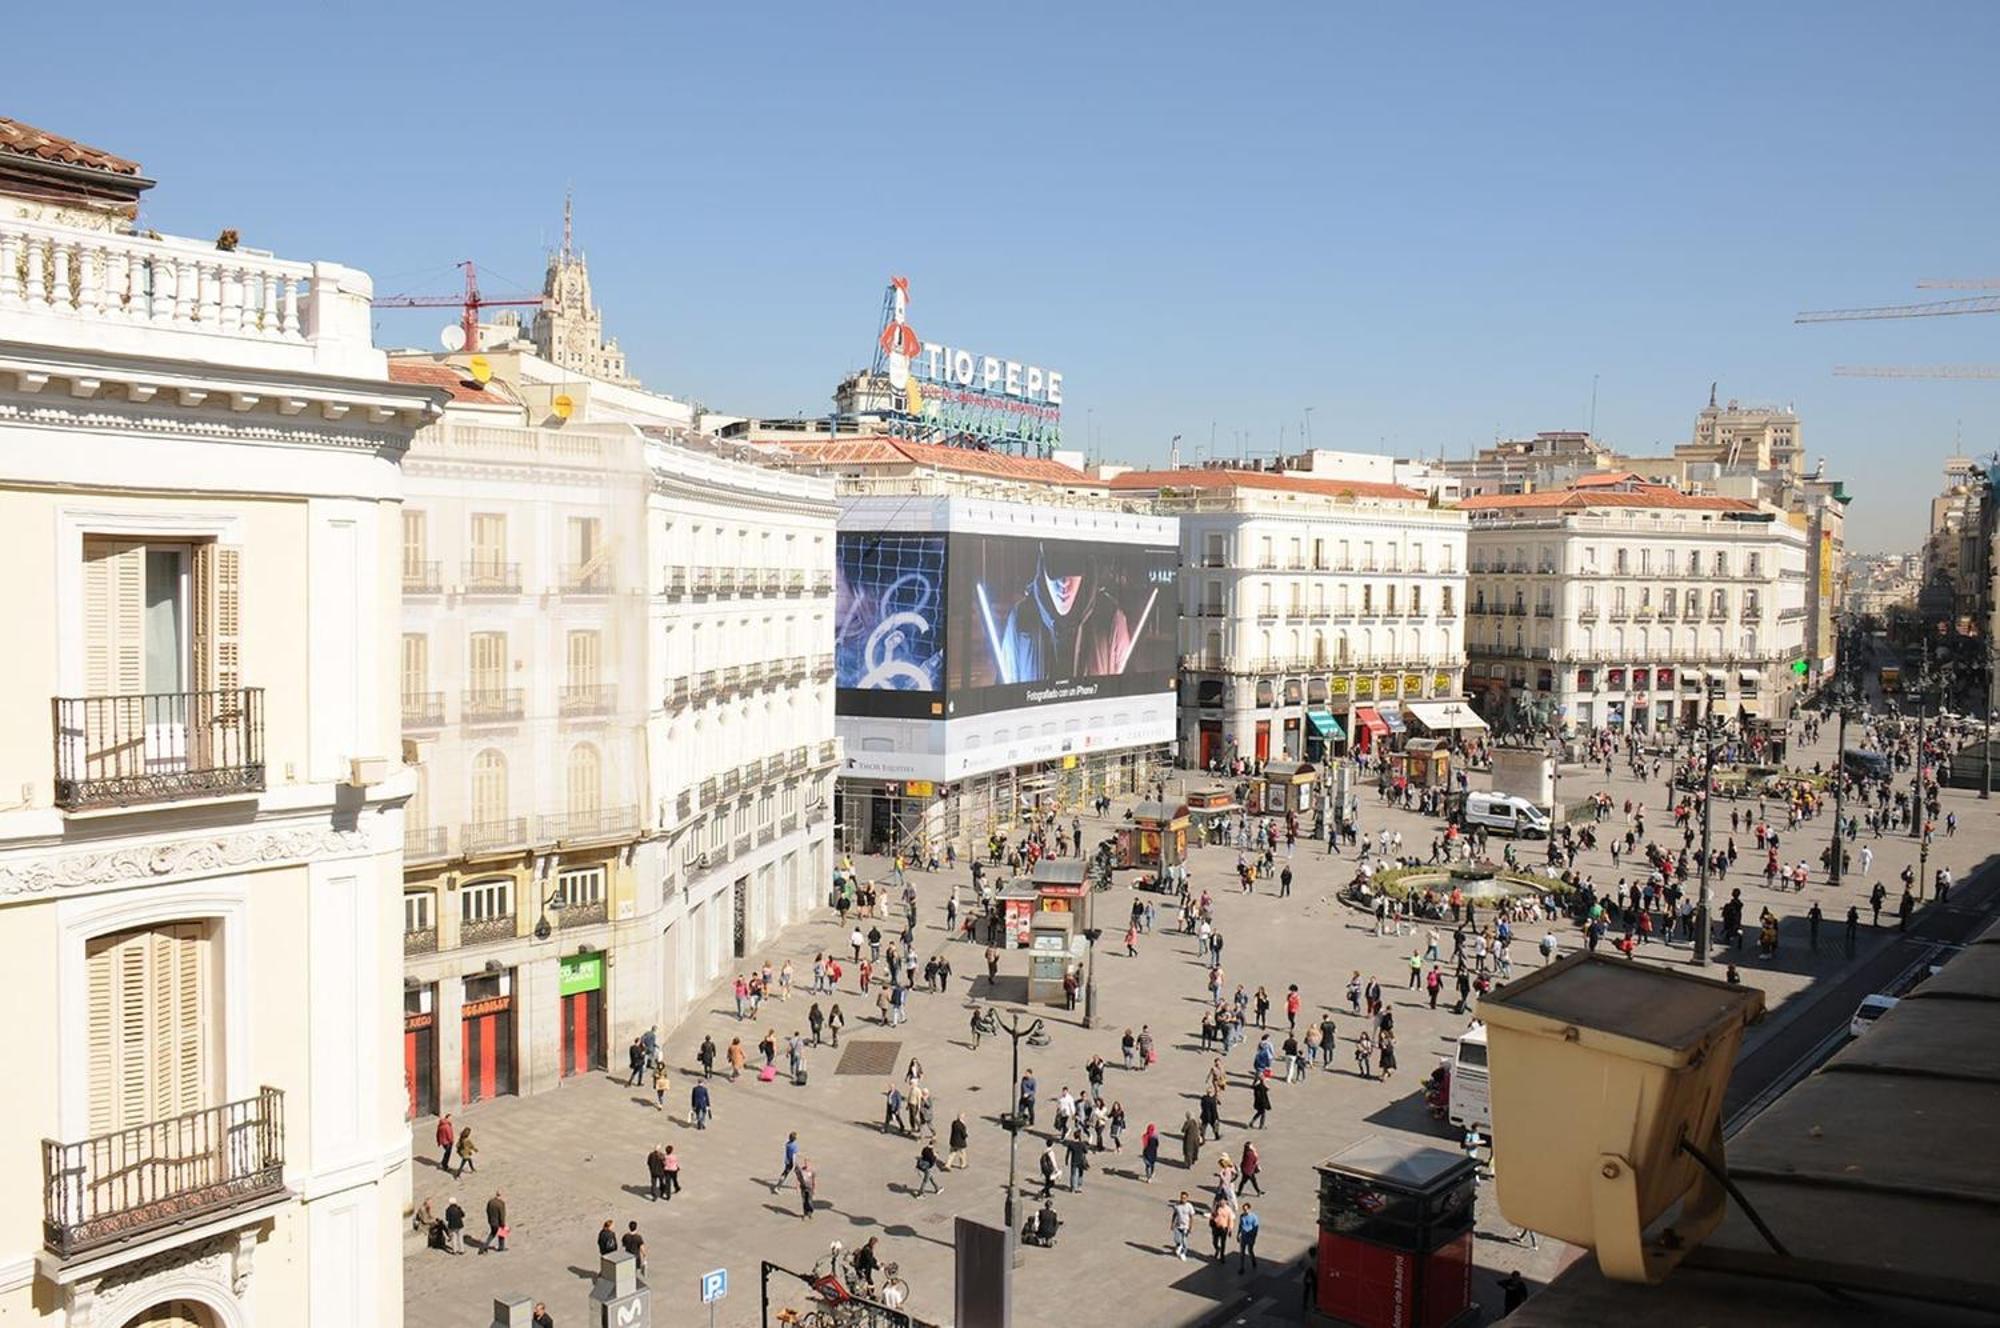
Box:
[1107,465,1472,766]
[1679,393,1803,477]
[388,360,651,1115]
[1463,477,1810,733]
[0,120,438,1327]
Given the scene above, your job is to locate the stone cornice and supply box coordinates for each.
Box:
[0,816,391,899]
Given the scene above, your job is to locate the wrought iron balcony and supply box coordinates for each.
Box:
[53,688,265,811]
[403,560,443,595]
[461,817,528,855]
[734,833,752,858]
[663,566,689,598]
[762,569,783,594]
[403,926,438,956]
[558,898,608,928]
[664,678,691,710]
[692,567,716,594]
[459,912,519,945]
[699,777,718,804]
[42,1088,286,1258]
[537,805,640,844]
[676,790,693,822]
[717,567,738,594]
[560,563,613,594]
[462,688,525,724]
[402,691,446,729]
[461,560,521,594]
[812,571,833,594]
[404,823,449,862]
[785,569,806,594]
[559,683,616,718]
[816,739,839,765]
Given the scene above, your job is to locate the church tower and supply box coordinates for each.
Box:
[530,192,636,385]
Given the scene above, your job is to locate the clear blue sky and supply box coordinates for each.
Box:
[11,2,1997,549]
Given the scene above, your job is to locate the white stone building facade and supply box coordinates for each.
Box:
[0,119,436,1328]
[1463,480,1810,733]
[1108,468,1471,766]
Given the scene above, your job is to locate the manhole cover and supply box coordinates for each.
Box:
[834,1040,903,1076]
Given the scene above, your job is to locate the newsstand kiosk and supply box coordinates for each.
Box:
[1313,1136,1476,1328]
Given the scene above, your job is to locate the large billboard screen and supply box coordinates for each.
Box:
[834,533,947,719]
[946,534,1178,717]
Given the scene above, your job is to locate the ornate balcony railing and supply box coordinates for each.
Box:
[460,912,519,945]
[461,817,528,855]
[817,740,839,765]
[53,688,265,811]
[402,560,443,595]
[559,683,616,718]
[785,570,806,594]
[665,678,691,710]
[557,899,609,928]
[812,571,834,594]
[42,1088,286,1258]
[403,926,438,956]
[461,560,521,594]
[663,566,688,598]
[402,691,446,729]
[560,563,613,594]
[692,566,716,594]
[404,824,448,862]
[462,688,524,724]
[537,806,640,844]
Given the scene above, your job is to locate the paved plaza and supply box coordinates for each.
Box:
[404,720,2000,1328]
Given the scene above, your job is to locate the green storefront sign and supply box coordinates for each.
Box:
[559,951,605,997]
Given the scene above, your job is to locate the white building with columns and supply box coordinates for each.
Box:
[1462,476,1810,734]
[0,118,438,1328]
[1108,466,1473,767]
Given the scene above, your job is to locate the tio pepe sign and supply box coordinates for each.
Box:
[914,342,1062,406]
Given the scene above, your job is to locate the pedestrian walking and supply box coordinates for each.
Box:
[1250,1076,1272,1129]
[596,1220,617,1259]
[1237,1203,1261,1272]
[1169,1192,1197,1260]
[726,1037,747,1081]
[627,1035,649,1085]
[1209,1197,1235,1261]
[796,1158,817,1219]
[1181,1112,1203,1168]
[652,1062,669,1110]
[435,1113,456,1170]
[690,1079,712,1129]
[620,1221,647,1273]
[454,1127,478,1176]
[916,1138,944,1195]
[776,1131,800,1192]
[948,1112,970,1169]
[648,1145,670,1200]
[659,1145,681,1200]
[443,1197,466,1254]
[481,1190,507,1254]
[697,1034,717,1079]
[1354,1032,1375,1079]
[1240,1140,1264,1195]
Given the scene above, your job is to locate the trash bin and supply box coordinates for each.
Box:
[1313,1136,1476,1328]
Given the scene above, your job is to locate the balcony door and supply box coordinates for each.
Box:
[86,921,216,1133]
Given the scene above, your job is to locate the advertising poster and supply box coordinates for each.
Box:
[946,534,1177,716]
[834,533,947,719]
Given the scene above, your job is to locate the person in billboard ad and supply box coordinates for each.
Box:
[995,540,1134,684]
[951,535,1177,715]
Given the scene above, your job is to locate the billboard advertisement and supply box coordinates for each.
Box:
[834,533,947,719]
[945,534,1177,717]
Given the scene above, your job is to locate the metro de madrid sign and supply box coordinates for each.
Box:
[875,276,1063,451]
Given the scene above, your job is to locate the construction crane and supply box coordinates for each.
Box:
[373,261,546,353]
[1797,281,2000,379]
[1835,365,2000,380]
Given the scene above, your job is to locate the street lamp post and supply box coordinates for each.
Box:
[1693,679,1723,968]
[987,1007,1045,1250]
[1829,678,1855,888]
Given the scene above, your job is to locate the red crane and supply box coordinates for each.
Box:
[373,261,546,352]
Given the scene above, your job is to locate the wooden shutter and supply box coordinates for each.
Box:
[566,630,600,689]
[82,538,145,697]
[402,509,426,579]
[470,632,506,694]
[567,744,601,815]
[191,543,242,695]
[472,749,507,823]
[471,514,505,568]
[86,924,211,1135]
[402,634,429,702]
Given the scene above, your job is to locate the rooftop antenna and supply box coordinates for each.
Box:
[1170,433,1182,469]
[1708,381,1717,409]
[1589,373,1600,439]
[561,187,575,258]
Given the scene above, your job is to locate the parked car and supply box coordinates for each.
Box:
[1850,993,1899,1038]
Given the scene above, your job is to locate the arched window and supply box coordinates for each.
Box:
[471,748,507,824]
[567,743,602,815]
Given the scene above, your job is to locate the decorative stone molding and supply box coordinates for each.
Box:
[0,825,373,897]
[0,394,407,455]
[61,1232,247,1328]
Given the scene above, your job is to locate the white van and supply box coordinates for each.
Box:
[1462,791,1550,839]
[1448,1022,1491,1134]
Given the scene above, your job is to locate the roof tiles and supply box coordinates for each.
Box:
[1109,467,1428,503]
[0,117,141,176]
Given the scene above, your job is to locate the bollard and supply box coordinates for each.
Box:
[491,1295,535,1328]
[589,1251,652,1327]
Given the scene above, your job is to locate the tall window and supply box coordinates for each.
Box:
[402,510,428,583]
[567,743,603,815]
[1441,586,1454,615]
[86,922,214,1134]
[404,890,435,936]
[1746,552,1761,577]
[461,877,513,925]
[471,748,508,823]
[558,866,607,907]
[401,634,428,705]
[567,516,606,588]
[470,513,506,573]
[470,632,507,695]
[1411,586,1424,615]
[566,630,602,690]
[85,537,242,697]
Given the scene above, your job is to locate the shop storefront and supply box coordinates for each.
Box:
[461,972,516,1105]
[1304,708,1344,761]
[558,951,607,1079]
[404,984,437,1121]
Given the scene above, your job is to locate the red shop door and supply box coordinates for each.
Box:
[1254,721,1271,764]
[559,989,604,1078]
[1199,721,1221,770]
[404,1020,437,1120]
[461,1004,515,1104]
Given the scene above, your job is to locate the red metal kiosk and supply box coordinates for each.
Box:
[1313,1136,1476,1328]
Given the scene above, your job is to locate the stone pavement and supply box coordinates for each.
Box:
[404,718,2000,1328]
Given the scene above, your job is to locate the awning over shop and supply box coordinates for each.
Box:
[1306,710,1345,739]
[1403,701,1490,733]
[1705,669,1728,683]
[1739,669,1763,684]
[1354,707,1389,739]
[1378,706,1408,735]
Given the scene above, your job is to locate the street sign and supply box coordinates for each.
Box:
[699,1268,728,1304]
